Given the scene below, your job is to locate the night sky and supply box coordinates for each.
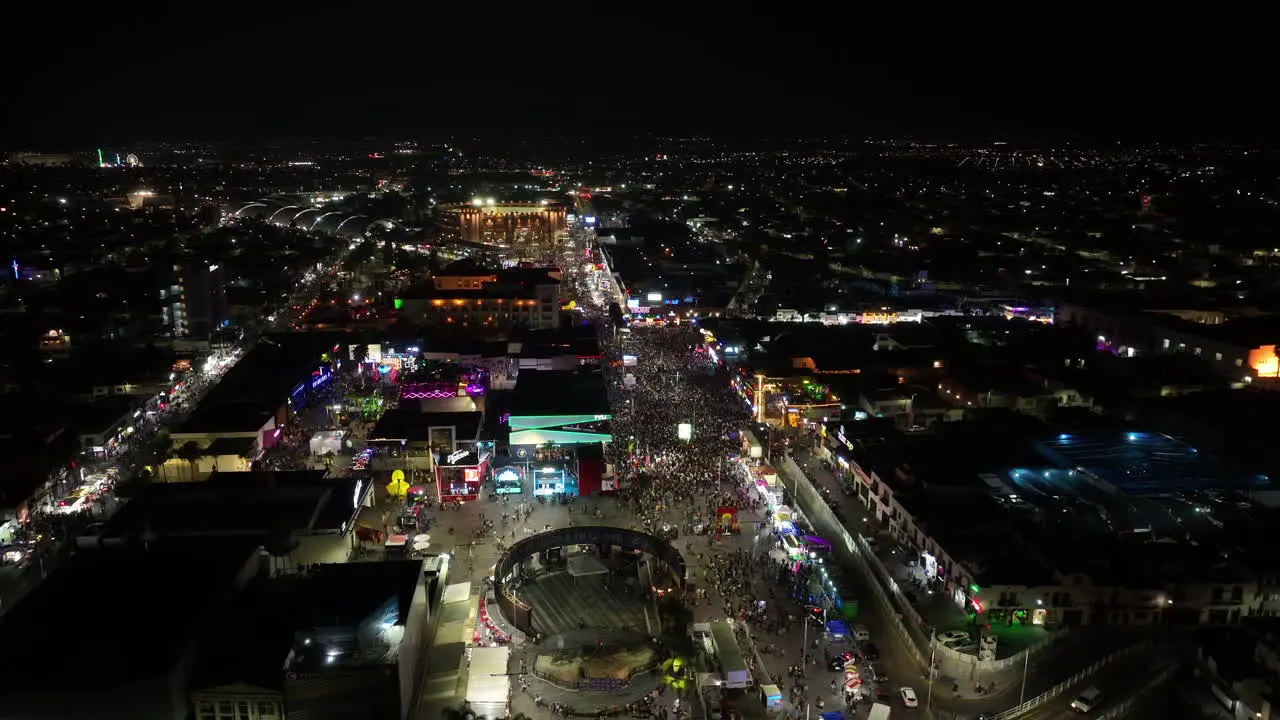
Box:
[3,6,1270,146]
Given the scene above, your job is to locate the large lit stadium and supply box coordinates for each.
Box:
[435,200,567,250]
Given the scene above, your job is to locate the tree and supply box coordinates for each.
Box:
[147,430,175,482]
[441,701,482,720]
[176,441,205,482]
[264,520,299,575]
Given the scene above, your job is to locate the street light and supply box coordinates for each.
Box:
[926,635,937,712]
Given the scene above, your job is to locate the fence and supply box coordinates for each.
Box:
[988,639,1154,720]
[775,456,929,671]
[1093,661,1179,720]
[778,456,1068,677]
[933,629,1066,673]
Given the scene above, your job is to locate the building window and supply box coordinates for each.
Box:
[196,701,217,720]
[1215,352,1223,362]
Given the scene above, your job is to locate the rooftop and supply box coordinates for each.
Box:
[1033,431,1265,495]
[65,395,141,435]
[0,539,259,694]
[284,561,424,672]
[177,337,332,435]
[878,421,1276,587]
[370,409,483,443]
[94,471,362,540]
[510,368,610,417]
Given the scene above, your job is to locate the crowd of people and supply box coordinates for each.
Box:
[601,327,753,529]
[258,366,379,471]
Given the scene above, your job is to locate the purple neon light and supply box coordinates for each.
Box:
[401,389,458,400]
[399,379,487,401]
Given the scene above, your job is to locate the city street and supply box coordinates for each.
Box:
[777,445,1176,718]
[794,451,1046,655]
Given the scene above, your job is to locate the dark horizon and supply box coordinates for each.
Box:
[4,7,1273,147]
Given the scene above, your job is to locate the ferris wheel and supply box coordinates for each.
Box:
[125,153,140,167]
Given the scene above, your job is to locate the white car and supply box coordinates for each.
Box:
[937,630,971,646]
[900,687,919,708]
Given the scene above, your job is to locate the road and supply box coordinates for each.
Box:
[776,446,1158,718]
[1017,644,1175,720]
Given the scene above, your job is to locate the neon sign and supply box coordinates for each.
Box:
[446,449,470,465]
[310,367,332,389]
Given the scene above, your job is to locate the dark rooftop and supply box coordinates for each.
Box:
[65,396,141,435]
[369,409,483,443]
[193,561,425,691]
[285,561,424,672]
[95,471,361,540]
[177,336,332,434]
[0,539,259,694]
[510,368,610,417]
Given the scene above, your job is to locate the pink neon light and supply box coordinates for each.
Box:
[401,390,457,400]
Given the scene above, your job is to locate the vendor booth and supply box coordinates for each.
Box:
[465,647,510,720]
[532,465,576,496]
[493,466,525,495]
[308,429,345,457]
[435,448,489,503]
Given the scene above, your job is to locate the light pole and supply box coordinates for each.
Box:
[801,612,809,667]
[754,374,766,424]
[926,637,937,712]
[1019,646,1031,705]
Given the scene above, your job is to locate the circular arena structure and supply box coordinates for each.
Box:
[228,196,406,241]
[493,526,687,639]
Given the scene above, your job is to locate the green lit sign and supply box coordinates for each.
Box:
[393,298,404,310]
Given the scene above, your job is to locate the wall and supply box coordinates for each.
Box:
[778,455,1063,675]
[774,455,929,671]
[397,569,430,720]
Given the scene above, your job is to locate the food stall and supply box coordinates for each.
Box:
[435,449,489,504]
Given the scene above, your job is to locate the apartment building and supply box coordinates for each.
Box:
[819,422,1273,629]
[396,269,561,331]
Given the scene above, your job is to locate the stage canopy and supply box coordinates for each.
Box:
[308,430,344,456]
[466,646,510,719]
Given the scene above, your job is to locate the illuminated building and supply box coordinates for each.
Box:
[1248,345,1279,378]
[435,201,567,249]
[159,261,228,341]
[503,369,611,496]
[396,269,561,330]
[1058,300,1280,381]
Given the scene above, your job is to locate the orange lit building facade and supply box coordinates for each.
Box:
[1058,301,1280,381]
[397,270,561,331]
[436,202,567,249]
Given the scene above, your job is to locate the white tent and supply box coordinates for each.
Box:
[308,430,344,456]
[466,646,511,719]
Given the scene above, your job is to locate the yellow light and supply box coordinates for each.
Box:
[1250,345,1279,377]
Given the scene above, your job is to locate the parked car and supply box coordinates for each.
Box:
[937,630,971,646]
